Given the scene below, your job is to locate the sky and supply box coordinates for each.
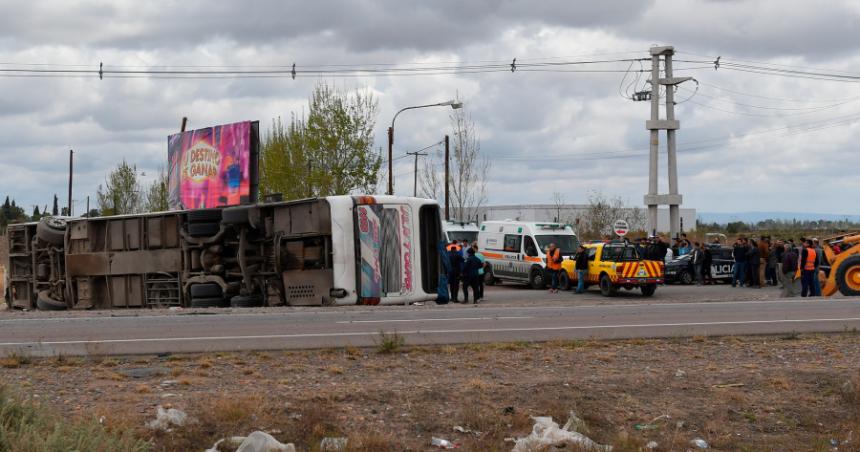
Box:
[1,0,859,216]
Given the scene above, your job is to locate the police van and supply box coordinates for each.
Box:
[477,220,578,289]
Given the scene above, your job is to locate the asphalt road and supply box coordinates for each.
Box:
[1,294,858,357]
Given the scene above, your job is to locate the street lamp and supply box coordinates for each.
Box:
[387,99,462,195]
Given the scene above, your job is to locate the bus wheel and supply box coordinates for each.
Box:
[560,271,571,291]
[599,275,615,297]
[529,268,546,290]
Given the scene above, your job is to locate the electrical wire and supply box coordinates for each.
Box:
[489,110,860,162]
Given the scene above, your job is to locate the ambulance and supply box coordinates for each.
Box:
[443,220,480,244]
[477,220,578,289]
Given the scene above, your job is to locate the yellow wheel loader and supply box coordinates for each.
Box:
[821,232,860,297]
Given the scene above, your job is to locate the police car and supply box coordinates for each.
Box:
[664,246,735,284]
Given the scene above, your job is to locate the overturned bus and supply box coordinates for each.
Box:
[5,195,443,310]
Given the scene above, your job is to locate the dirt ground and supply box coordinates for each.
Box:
[1,333,858,451]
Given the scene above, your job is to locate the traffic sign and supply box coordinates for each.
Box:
[613,219,629,237]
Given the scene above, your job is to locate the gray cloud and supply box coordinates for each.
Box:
[0,0,857,215]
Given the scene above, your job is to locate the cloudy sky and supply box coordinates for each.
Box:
[1,0,859,216]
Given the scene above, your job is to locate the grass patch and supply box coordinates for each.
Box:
[0,352,31,369]
[0,385,147,451]
[375,331,405,354]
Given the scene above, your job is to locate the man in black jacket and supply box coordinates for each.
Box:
[747,239,761,287]
[461,248,483,304]
[447,248,464,303]
[574,245,589,294]
[732,239,748,287]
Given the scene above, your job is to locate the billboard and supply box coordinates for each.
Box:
[167,121,259,210]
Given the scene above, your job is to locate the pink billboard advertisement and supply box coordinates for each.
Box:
[167,121,259,210]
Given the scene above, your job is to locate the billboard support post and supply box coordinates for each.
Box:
[180,117,187,132]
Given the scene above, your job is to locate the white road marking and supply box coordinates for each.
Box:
[0,299,855,324]
[336,316,532,324]
[1,317,859,348]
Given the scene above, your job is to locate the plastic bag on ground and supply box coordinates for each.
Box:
[235,431,296,452]
[146,406,188,430]
[512,414,612,452]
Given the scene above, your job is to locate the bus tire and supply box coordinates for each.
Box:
[190,297,227,308]
[560,271,572,291]
[190,283,222,298]
[222,206,260,227]
[36,218,66,246]
[230,294,264,308]
[529,267,546,290]
[187,209,222,223]
[835,255,860,296]
[188,222,220,238]
[641,284,657,297]
[37,291,67,311]
[599,274,615,297]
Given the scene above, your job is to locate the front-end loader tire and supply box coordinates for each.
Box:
[835,255,860,296]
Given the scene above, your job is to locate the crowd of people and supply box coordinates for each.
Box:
[730,236,829,297]
[445,240,485,304]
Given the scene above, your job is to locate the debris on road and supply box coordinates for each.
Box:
[712,383,745,388]
[675,369,687,378]
[645,440,659,449]
[146,406,188,431]
[690,437,710,449]
[235,431,295,452]
[633,414,670,431]
[512,413,611,452]
[431,437,458,448]
[453,425,482,436]
[319,436,348,451]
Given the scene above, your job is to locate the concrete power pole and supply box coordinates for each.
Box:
[645,46,691,238]
[406,150,428,197]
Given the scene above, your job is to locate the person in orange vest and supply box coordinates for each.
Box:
[545,243,563,293]
[800,239,818,297]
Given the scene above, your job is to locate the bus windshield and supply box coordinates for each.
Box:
[535,234,578,255]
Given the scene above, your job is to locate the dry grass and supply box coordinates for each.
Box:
[326,365,345,375]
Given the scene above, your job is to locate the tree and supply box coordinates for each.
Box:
[580,190,647,240]
[96,160,143,216]
[259,115,312,200]
[52,195,59,216]
[31,205,41,221]
[260,81,381,199]
[420,106,489,222]
[144,168,169,212]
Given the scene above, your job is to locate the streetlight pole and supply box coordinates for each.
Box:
[387,99,462,195]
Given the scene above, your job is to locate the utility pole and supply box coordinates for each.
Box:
[644,46,691,238]
[67,149,73,216]
[86,196,90,218]
[406,150,428,197]
[444,134,450,221]
[387,127,394,195]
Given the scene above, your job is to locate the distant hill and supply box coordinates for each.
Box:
[699,211,860,224]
